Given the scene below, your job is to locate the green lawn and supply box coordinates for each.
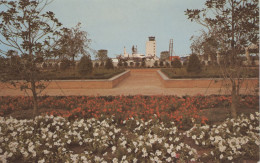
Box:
[161,67,259,79]
[42,68,125,80]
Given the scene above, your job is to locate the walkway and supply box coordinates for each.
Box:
[0,69,233,96]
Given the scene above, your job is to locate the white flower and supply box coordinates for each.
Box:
[192,135,196,139]
[220,154,223,159]
[112,146,116,152]
[250,114,255,120]
[127,148,132,153]
[112,158,118,163]
[155,150,162,156]
[122,155,126,160]
[228,156,233,160]
[133,158,138,163]
[38,159,45,163]
[166,157,172,162]
[171,152,176,157]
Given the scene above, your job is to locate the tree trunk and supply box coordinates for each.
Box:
[31,81,38,116]
[231,81,238,118]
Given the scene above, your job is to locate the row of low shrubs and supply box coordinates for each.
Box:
[161,66,259,79]
[42,68,125,80]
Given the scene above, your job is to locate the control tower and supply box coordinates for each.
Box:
[145,36,156,57]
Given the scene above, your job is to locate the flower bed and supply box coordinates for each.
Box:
[0,95,258,128]
[0,113,259,162]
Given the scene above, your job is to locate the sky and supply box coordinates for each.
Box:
[47,0,207,58]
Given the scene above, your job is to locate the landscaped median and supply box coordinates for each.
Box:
[0,70,130,89]
[157,70,259,89]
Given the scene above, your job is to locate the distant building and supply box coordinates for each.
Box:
[169,56,180,61]
[146,36,156,57]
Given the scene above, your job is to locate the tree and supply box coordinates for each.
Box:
[57,23,91,64]
[105,58,114,69]
[0,0,62,115]
[123,61,128,68]
[154,61,158,67]
[186,54,202,73]
[60,58,71,70]
[172,58,182,68]
[185,0,259,118]
[95,49,108,62]
[117,59,123,67]
[77,55,93,75]
[160,51,169,61]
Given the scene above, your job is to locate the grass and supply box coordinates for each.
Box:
[161,66,259,79]
[42,68,125,80]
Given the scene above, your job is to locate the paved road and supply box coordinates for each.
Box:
[0,69,246,96]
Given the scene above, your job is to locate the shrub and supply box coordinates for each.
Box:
[94,62,99,68]
[123,61,128,67]
[154,61,158,67]
[141,60,146,67]
[159,61,164,67]
[130,62,134,67]
[135,62,140,67]
[77,55,93,75]
[60,58,71,70]
[172,58,182,68]
[105,58,114,69]
[100,61,105,68]
[117,60,123,67]
[165,62,170,67]
[187,54,202,73]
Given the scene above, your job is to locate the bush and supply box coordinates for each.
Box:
[123,61,128,67]
[60,58,71,70]
[159,61,164,67]
[141,60,146,67]
[105,58,114,69]
[172,58,182,68]
[117,60,123,67]
[135,62,140,67]
[187,54,202,73]
[154,61,158,67]
[77,55,93,75]
[94,62,99,68]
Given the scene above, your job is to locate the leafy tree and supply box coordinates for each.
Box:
[105,58,114,69]
[95,49,108,62]
[172,58,182,68]
[60,58,71,70]
[94,62,99,68]
[57,23,91,64]
[159,61,164,67]
[123,61,128,67]
[186,54,202,73]
[153,61,158,67]
[185,0,259,118]
[117,59,123,67]
[0,0,62,115]
[77,55,93,75]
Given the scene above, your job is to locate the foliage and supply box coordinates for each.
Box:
[105,58,114,69]
[60,58,71,70]
[117,60,123,67]
[185,0,259,117]
[0,0,62,115]
[187,54,202,73]
[56,23,91,63]
[77,55,93,75]
[123,61,128,68]
[95,49,108,62]
[172,58,182,68]
[153,61,158,67]
[162,67,259,78]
